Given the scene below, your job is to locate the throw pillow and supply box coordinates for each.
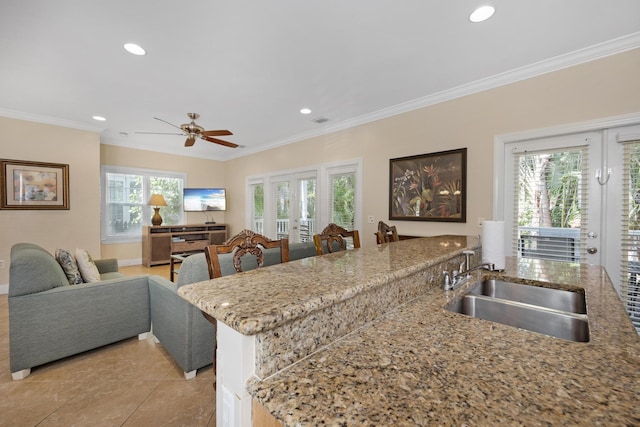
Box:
[75,248,101,282]
[55,248,84,285]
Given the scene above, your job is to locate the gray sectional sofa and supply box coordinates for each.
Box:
[8,243,151,380]
[8,241,319,380]
[148,241,318,378]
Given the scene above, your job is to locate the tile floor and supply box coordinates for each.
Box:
[0,265,216,427]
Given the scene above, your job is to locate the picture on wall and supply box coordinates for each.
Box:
[389,148,466,222]
[0,159,70,210]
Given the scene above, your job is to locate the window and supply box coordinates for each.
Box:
[248,180,265,235]
[246,159,361,242]
[621,140,640,333]
[513,147,588,263]
[496,116,640,335]
[101,166,185,243]
[327,166,356,231]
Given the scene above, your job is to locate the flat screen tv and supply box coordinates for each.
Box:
[183,188,226,211]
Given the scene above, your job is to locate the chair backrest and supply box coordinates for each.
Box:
[313,223,361,255]
[375,221,399,244]
[204,229,289,279]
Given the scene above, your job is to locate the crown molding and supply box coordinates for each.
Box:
[4,32,640,161]
[253,32,640,155]
[0,108,104,133]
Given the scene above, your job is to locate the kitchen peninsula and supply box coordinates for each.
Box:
[178,236,640,426]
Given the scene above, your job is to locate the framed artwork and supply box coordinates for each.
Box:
[0,159,70,210]
[389,148,466,222]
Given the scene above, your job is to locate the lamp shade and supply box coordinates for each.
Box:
[148,194,167,207]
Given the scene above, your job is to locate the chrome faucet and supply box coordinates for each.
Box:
[458,262,495,278]
[443,250,495,291]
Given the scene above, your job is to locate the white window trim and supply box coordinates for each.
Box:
[101,165,186,244]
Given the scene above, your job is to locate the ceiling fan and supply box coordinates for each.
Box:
[138,113,238,148]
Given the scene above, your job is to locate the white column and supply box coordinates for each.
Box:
[216,320,256,427]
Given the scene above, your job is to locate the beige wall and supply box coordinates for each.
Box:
[0,117,102,285]
[99,145,226,261]
[224,48,640,243]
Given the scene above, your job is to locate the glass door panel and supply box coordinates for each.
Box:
[297,177,316,242]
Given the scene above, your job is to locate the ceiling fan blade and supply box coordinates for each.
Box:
[185,137,196,147]
[202,130,233,137]
[154,117,184,131]
[201,135,239,148]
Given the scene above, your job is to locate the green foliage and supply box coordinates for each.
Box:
[300,178,316,219]
[332,173,355,229]
[253,184,264,218]
[629,143,640,230]
[518,151,582,229]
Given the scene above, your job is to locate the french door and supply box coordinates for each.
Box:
[268,172,317,243]
[503,131,603,267]
[500,119,640,333]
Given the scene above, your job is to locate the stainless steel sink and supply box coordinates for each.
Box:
[447,279,589,342]
[466,278,587,314]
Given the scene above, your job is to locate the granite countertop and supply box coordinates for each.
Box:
[178,235,478,335]
[248,257,640,426]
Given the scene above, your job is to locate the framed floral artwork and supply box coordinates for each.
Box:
[389,148,466,222]
[0,159,70,209]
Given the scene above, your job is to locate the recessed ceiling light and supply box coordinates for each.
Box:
[300,108,312,115]
[469,5,495,23]
[124,43,146,56]
[92,115,106,121]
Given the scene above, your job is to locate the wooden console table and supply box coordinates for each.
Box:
[142,223,228,267]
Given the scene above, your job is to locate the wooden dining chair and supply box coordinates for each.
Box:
[204,229,290,279]
[313,223,361,255]
[375,220,399,244]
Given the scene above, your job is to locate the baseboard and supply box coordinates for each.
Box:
[118,258,142,267]
[0,284,8,295]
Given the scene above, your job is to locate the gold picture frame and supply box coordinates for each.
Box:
[389,148,466,222]
[0,159,70,210]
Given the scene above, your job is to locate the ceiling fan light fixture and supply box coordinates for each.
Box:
[124,42,146,56]
[469,5,495,23]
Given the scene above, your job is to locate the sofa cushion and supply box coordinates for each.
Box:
[9,244,70,297]
[100,271,125,281]
[75,248,101,283]
[55,249,84,285]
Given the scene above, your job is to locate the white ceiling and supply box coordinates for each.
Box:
[1,1,640,161]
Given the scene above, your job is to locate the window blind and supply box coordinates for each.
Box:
[101,165,184,243]
[512,147,588,263]
[249,182,264,235]
[621,140,640,334]
[271,179,290,240]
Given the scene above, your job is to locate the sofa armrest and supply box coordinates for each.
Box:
[149,275,216,374]
[9,274,151,373]
[95,258,119,274]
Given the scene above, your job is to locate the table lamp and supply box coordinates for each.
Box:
[148,194,168,226]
